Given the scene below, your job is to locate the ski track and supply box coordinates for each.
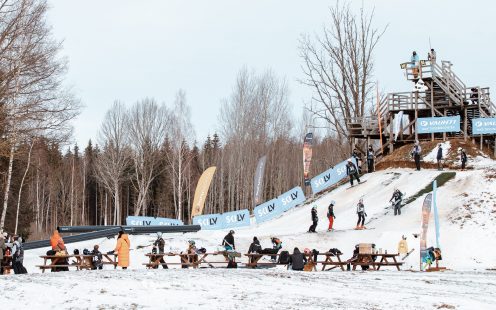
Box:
[1,269,496,309]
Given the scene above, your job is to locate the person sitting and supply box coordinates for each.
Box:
[248,237,262,254]
[50,230,67,254]
[269,237,282,262]
[288,247,307,271]
[185,240,198,268]
[91,245,103,270]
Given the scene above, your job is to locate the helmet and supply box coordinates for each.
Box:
[458,147,462,152]
[156,232,163,238]
[359,198,363,203]
[229,230,235,234]
[312,205,316,209]
[347,159,352,163]
[188,240,195,245]
[330,200,336,206]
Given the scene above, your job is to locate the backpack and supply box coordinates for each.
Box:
[328,248,343,256]
[227,260,237,268]
[278,251,290,264]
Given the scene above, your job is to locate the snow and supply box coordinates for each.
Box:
[423,141,451,163]
[2,162,496,309]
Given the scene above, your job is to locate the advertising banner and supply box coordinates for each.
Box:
[416,116,460,134]
[126,216,183,226]
[472,118,496,135]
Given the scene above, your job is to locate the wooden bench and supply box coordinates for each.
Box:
[144,251,240,269]
[350,253,403,271]
[37,254,117,273]
[244,253,283,268]
[317,252,347,271]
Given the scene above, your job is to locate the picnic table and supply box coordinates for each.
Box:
[317,252,347,271]
[144,251,240,269]
[37,254,117,273]
[350,253,403,271]
[244,253,282,268]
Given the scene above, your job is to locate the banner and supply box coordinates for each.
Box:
[126,216,183,226]
[222,209,250,229]
[254,198,282,224]
[303,133,314,186]
[433,181,440,249]
[472,117,496,135]
[394,111,404,141]
[277,186,306,213]
[420,193,433,269]
[192,214,223,230]
[310,158,350,195]
[253,156,267,206]
[191,166,216,219]
[417,116,460,134]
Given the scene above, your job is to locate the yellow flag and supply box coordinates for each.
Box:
[191,167,217,219]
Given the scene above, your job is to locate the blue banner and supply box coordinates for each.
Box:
[310,158,350,195]
[254,198,282,224]
[222,209,250,229]
[417,116,460,133]
[472,118,496,135]
[277,186,306,213]
[192,214,223,230]
[126,216,183,226]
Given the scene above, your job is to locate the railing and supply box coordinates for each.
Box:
[431,61,466,105]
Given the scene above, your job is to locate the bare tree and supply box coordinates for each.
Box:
[299,2,386,144]
[95,101,130,225]
[127,98,170,216]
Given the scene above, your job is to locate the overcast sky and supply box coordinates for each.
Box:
[47,0,496,148]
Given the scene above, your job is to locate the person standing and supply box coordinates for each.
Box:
[355,198,367,230]
[327,201,336,231]
[222,230,235,251]
[411,141,422,171]
[389,188,403,216]
[436,144,443,171]
[308,206,318,233]
[114,230,130,269]
[459,147,468,170]
[346,159,361,187]
[428,48,436,63]
[11,236,27,274]
[0,232,6,274]
[411,51,420,78]
[153,232,168,269]
[367,146,375,173]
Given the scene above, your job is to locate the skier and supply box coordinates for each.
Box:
[152,232,168,269]
[459,147,467,171]
[367,145,375,173]
[113,230,130,270]
[436,144,443,171]
[222,230,235,251]
[389,188,403,216]
[411,141,422,171]
[346,159,361,187]
[288,247,307,271]
[327,200,336,231]
[355,198,367,230]
[11,236,27,274]
[308,206,318,233]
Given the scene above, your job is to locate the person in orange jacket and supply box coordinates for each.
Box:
[50,230,66,253]
[113,230,130,269]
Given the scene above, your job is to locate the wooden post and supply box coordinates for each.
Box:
[415,92,419,142]
[389,114,394,153]
[443,110,447,141]
[480,135,483,150]
[463,108,468,141]
[431,80,435,141]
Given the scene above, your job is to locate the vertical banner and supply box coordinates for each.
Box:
[222,209,250,229]
[253,156,267,206]
[420,193,433,270]
[192,214,223,230]
[433,180,440,249]
[191,167,216,219]
[303,133,314,186]
[394,111,404,141]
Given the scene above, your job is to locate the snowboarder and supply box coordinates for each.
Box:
[367,146,375,173]
[308,206,318,233]
[398,235,409,255]
[390,188,403,216]
[411,141,422,171]
[436,144,443,171]
[355,198,367,230]
[113,230,130,270]
[11,236,27,274]
[327,200,336,231]
[152,232,168,269]
[346,159,361,186]
[288,247,307,271]
[222,230,235,251]
[459,147,467,170]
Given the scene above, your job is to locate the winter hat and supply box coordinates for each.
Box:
[156,232,163,238]
[188,240,195,245]
[330,200,336,206]
[229,230,235,234]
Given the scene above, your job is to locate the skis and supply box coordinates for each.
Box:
[346,180,367,190]
[402,248,415,260]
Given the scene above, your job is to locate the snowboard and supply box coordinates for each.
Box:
[346,180,367,190]
[402,248,415,260]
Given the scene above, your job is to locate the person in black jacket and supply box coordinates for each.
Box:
[459,147,467,171]
[222,230,235,251]
[327,200,336,231]
[436,144,443,171]
[390,189,403,216]
[346,160,361,186]
[367,146,375,173]
[288,247,307,271]
[248,237,261,254]
[308,206,318,233]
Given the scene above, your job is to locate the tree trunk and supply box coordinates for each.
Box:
[15,141,34,234]
[0,143,16,230]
